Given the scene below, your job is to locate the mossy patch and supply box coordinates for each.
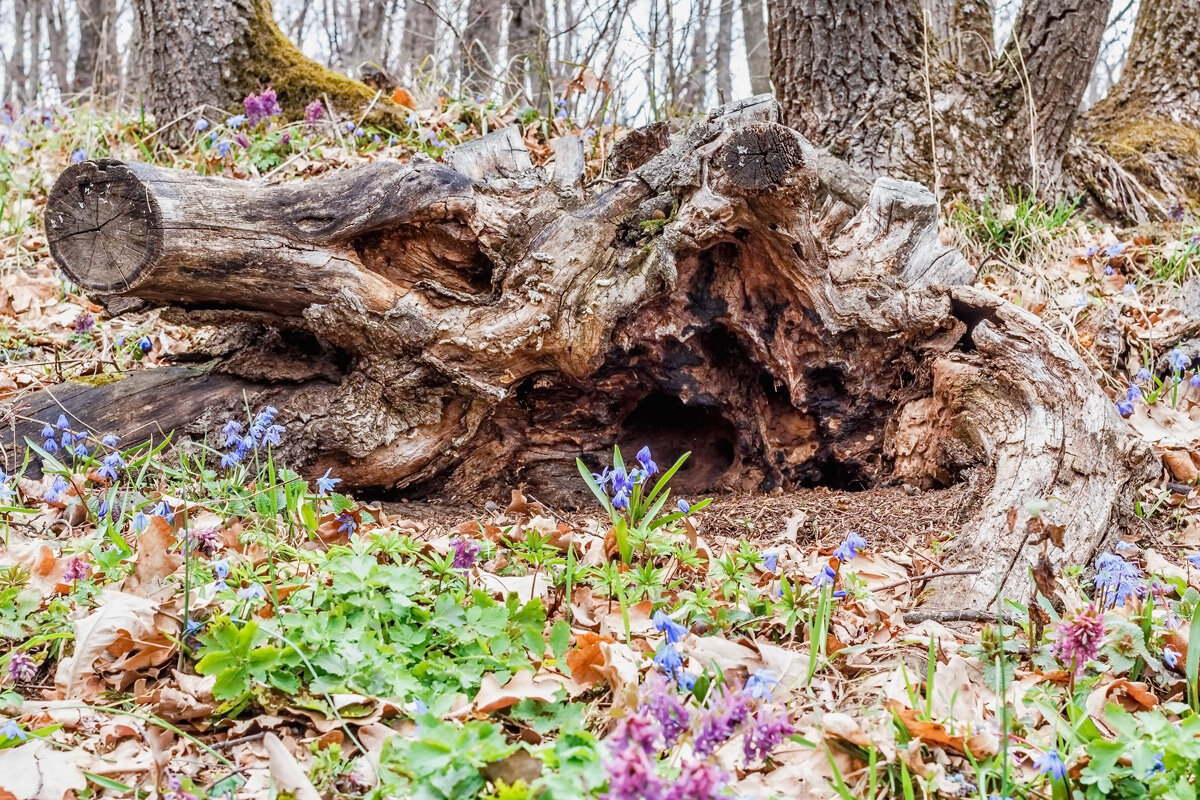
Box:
[1094,115,1200,203]
[73,372,126,387]
[232,0,407,129]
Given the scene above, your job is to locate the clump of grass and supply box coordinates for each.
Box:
[948,188,1082,265]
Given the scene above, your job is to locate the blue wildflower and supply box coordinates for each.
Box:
[1147,753,1166,776]
[70,148,86,163]
[745,670,778,701]
[676,671,697,691]
[101,433,120,448]
[316,468,341,496]
[211,559,230,581]
[131,511,149,532]
[217,140,232,157]
[42,476,68,504]
[677,498,690,513]
[1127,383,1144,401]
[1035,750,1067,780]
[226,114,247,128]
[1191,373,1200,388]
[183,619,204,637]
[336,512,357,536]
[812,564,836,588]
[636,446,658,476]
[238,584,266,600]
[1188,554,1200,569]
[0,471,15,503]
[763,553,778,573]
[261,424,284,446]
[1116,397,1134,417]
[194,118,209,131]
[1124,282,1137,294]
[653,643,683,675]
[220,450,242,469]
[1106,242,1126,258]
[1164,646,1181,669]
[652,610,688,644]
[1094,552,1142,607]
[1104,265,1114,276]
[611,489,630,509]
[97,451,124,481]
[0,720,25,741]
[1136,367,1151,382]
[222,420,243,447]
[1169,349,1190,373]
[833,532,867,562]
[154,499,175,523]
[137,336,152,352]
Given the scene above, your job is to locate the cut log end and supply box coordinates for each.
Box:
[46,159,163,293]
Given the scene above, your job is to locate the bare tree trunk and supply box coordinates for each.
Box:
[768,0,1111,195]
[508,0,548,110]
[32,100,1153,610]
[401,0,439,79]
[922,0,993,71]
[45,0,70,93]
[5,0,31,103]
[461,0,502,98]
[682,0,710,111]
[1075,0,1200,215]
[741,0,770,95]
[73,0,118,96]
[335,0,390,74]
[714,0,734,104]
[129,0,403,135]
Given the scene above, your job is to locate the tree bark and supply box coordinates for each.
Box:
[507,0,549,110]
[714,0,734,104]
[30,98,1152,609]
[768,0,1112,196]
[682,0,710,111]
[461,0,502,98]
[740,0,770,95]
[923,0,993,72]
[1076,0,1200,213]
[128,0,404,134]
[401,0,439,79]
[73,0,119,96]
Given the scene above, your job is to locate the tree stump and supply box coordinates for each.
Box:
[22,97,1154,608]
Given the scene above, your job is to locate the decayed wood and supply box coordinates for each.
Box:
[28,99,1154,608]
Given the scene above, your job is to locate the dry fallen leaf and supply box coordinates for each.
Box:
[55,590,160,699]
[264,732,321,800]
[0,740,87,800]
[474,670,565,713]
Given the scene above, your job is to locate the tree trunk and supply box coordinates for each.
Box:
[922,0,993,72]
[1077,0,1200,213]
[714,0,734,104]
[682,0,710,111]
[768,0,1111,195]
[461,0,502,98]
[73,0,118,97]
[507,0,549,110]
[129,0,403,134]
[31,98,1152,610]
[334,0,390,74]
[740,0,770,95]
[401,0,439,79]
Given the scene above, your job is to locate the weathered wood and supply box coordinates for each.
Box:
[29,102,1153,608]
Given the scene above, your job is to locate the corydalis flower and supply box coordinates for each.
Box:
[304,99,323,123]
[602,712,666,800]
[692,687,749,758]
[450,537,480,569]
[1052,603,1104,675]
[7,652,36,683]
[243,87,281,125]
[193,528,222,554]
[62,557,90,582]
[638,671,690,746]
[743,704,794,764]
[1094,552,1143,607]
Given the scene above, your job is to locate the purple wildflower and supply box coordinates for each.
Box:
[72,312,94,332]
[7,653,37,683]
[304,100,323,123]
[636,446,658,476]
[1169,203,1185,223]
[335,511,357,536]
[451,537,480,570]
[763,552,778,573]
[672,759,727,800]
[638,672,690,746]
[62,557,90,582]
[234,133,250,148]
[194,528,222,555]
[70,149,86,163]
[1052,604,1104,675]
[244,88,281,125]
[602,713,666,800]
[742,705,794,765]
[1116,397,1134,417]
[692,688,749,758]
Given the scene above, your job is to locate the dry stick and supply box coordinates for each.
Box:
[874,568,981,593]
[903,609,1019,626]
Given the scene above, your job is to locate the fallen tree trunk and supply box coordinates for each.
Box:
[21,96,1154,608]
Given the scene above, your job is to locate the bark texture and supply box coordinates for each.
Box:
[768,0,1112,195]
[129,0,404,133]
[72,0,119,96]
[1076,0,1200,214]
[401,0,440,78]
[740,0,771,96]
[31,98,1153,608]
[461,0,503,97]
